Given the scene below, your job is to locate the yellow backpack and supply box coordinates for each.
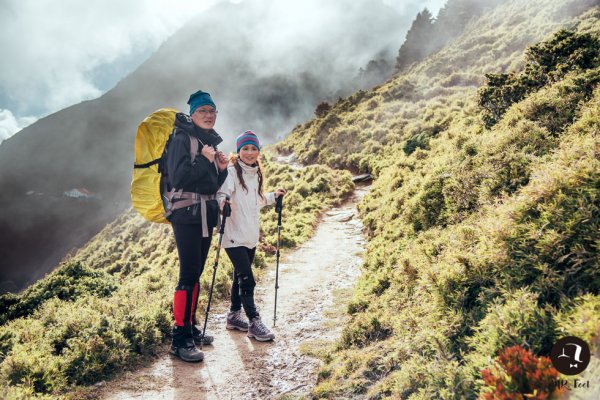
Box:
[131,108,205,224]
[131,108,177,223]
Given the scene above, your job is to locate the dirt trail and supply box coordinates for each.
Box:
[97,185,368,400]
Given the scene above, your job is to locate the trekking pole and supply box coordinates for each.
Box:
[273,195,283,327]
[201,196,231,349]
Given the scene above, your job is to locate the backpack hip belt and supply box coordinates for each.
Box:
[163,190,218,237]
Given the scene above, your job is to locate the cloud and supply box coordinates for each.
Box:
[0,0,446,138]
[383,0,448,15]
[0,109,37,142]
[0,0,220,118]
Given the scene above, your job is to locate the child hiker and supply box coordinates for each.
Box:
[217,131,286,341]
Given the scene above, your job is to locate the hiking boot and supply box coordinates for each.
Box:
[192,325,214,346]
[170,339,204,362]
[247,316,275,341]
[226,310,249,331]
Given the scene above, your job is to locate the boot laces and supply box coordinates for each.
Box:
[253,317,269,334]
[230,310,245,323]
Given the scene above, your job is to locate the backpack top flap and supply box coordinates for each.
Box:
[134,108,179,168]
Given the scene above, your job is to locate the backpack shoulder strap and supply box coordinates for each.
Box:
[189,134,203,162]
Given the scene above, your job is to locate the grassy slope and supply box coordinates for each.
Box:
[0,158,353,398]
[275,0,600,398]
[1,0,599,398]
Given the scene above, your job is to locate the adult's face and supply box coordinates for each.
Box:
[191,105,217,130]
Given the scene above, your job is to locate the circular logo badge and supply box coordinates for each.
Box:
[550,336,591,375]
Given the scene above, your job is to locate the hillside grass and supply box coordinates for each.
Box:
[1,0,599,398]
[274,1,600,398]
[0,158,353,398]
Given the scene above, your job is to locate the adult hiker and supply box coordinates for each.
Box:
[217,131,286,341]
[165,90,229,362]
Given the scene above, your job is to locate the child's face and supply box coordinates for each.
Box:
[239,144,259,165]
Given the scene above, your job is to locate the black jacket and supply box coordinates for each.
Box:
[165,113,228,224]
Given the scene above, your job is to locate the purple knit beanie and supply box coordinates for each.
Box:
[236,131,261,153]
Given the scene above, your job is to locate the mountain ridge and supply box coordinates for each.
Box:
[0,0,408,292]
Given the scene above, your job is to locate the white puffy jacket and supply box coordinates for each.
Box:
[217,162,276,249]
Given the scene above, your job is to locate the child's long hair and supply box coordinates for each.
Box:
[230,153,264,199]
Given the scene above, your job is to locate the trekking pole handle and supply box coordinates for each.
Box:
[220,195,231,235]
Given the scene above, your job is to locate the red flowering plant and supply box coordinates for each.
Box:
[479,345,566,399]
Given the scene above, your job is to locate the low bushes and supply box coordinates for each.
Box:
[0,158,353,397]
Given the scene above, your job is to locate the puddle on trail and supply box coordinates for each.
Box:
[96,185,369,400]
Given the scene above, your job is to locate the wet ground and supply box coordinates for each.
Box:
[96,185,369,400]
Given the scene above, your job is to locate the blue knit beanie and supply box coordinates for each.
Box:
[187,90,216,115]
[236,131,261,153]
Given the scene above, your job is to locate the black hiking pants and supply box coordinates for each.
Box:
[171,223,212,345]
[225,246,259,320]
[172,223,212,286]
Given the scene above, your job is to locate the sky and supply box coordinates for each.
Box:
[0,0,446,143]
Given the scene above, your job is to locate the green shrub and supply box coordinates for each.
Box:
[403,132,430,155]
[467,289,556,365]
[61,331,130,385]
[1,343,64,394]
[407,174,448,232]
[339,316,392,349]
[498,136,599,305]
[0,262,117,325]
[556,294,600,347]
[478,29,599,128]
[0,385,55,400]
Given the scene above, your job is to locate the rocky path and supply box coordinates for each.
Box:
[97,185,368,400]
